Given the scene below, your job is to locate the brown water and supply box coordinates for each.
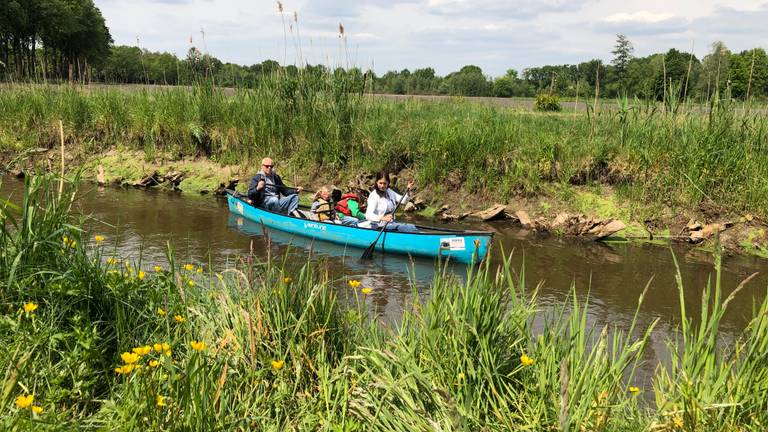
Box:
[3,176,767,382]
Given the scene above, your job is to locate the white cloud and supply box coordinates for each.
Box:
[93,0,768,77]
[603,11,676,24]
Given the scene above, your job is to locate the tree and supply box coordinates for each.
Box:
[611,34,634,81]
[697,41,731,100]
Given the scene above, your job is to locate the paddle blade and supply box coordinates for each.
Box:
[360,243,376,260]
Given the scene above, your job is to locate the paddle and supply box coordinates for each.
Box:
[261,183,314,195]
[360,187,410,260]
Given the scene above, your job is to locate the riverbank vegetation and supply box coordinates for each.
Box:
[2,80,767,222]
[3,175,768,430]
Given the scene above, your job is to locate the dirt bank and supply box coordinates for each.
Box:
[4,148,767,260]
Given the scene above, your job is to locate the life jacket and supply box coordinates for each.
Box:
[313,198,333,221]
[334,193,359,216]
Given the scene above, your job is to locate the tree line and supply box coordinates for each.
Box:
[1,1,766,102]
[1,0,111,82]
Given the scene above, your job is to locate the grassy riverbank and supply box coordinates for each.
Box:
[1,81,767,257]
[3,175,768,430]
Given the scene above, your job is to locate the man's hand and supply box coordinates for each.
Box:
[381,214,394,222]
[296,186,304,193]
[256,180,266,191]
[407,180,415,190]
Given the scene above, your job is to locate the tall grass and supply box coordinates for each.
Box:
[2,175,768,429]
[2,80,768,217]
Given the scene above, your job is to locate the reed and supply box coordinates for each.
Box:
[2,80,767,219]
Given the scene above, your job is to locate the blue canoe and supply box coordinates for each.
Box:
[226,191,494,264]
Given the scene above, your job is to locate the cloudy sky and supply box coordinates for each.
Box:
[94,0,768,77]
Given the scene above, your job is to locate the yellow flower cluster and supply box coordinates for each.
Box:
[629,386,640,395]
[115,343,171,375]
[154,343,172,356]
[23,302,38,313]
[184,264,195,271]
[154,265,163,272]
[174,315,186,323]
[283,276,292,283]
[94,235,105,243]
[15,394,44,414]
[361,287,372,295]
[520,354,534,367]
[190,341,206,352]
[107,257,118,266]
[348,279,361,288]
[62,236,77,248]
[271,360,285,370]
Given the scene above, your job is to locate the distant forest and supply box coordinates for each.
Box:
[2,1,767,101]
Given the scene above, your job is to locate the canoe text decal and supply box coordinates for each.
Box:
[439,237,465,251]
[303,222,327,231]
[235,202,244,215]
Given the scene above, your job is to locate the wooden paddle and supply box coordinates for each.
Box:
[360,187,410,260]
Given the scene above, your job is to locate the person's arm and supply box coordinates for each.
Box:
[247,174,263,200]
[390,189,411,206]
[365,193,382,222]
[348,200,365,219]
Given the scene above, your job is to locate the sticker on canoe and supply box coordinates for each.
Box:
[303,222,327,231]
[235,202,244,215]
[440,237,465,251]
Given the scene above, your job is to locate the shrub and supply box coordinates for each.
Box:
[534,93,562,112]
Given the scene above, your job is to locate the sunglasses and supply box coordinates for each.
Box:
[262,164,273,168]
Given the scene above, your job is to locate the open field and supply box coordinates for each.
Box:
[2,175,768,430]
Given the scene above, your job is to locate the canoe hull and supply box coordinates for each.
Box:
[226,193,492,264]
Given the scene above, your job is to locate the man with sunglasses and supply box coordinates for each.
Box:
[247,157,304,217]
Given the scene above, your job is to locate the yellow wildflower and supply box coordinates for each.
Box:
[348,279,361,288]
[132,346,152,356]
[156,395,166,407]
[283,276,292,283]
[190,341,206,352]
[673,415,684,428]
[23,302,38,313]
[361,287,372,295]
[629,386,640,395]
[115,364,135,374]
[32,405,43,414]
[154,265,162,272]
[94,235,105,243]
[157,308,166,316]
[120,352,140,364]
[174,315,185,323]
[458,372,465,381]
[107,257,117,265]
[138,271,145,280]
[149,360,160,368]
[187,280,195,287]
[196,267,203,274]
[271,360,285,370]
[184,264,194,271]
[15,394,34,409]
[520,354,534,367]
